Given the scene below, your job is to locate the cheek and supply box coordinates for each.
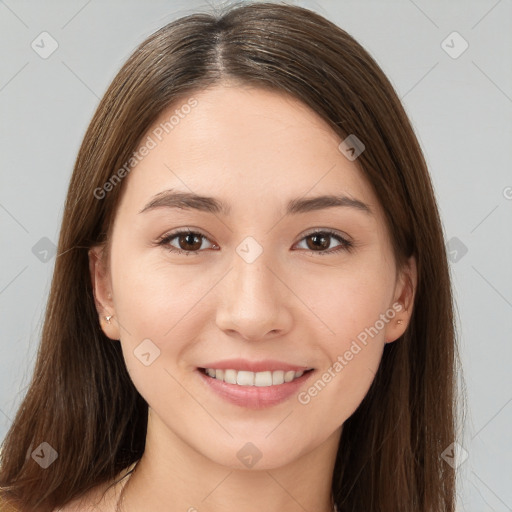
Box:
[297,258,395,346]
[109,251,216,391]
[111,247,205,336]
[291,261,394,417]
[110,236,395,412]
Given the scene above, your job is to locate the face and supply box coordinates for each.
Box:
[90,83,415,470]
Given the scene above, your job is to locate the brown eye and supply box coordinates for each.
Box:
[305,233,330,251]
[158,229,352,256]
[158,230,215,255]
[295,230,353,255]
[177,232,203,251]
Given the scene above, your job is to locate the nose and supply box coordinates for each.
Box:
[215,249,293,342]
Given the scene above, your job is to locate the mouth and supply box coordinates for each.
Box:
[196,366,316,408]
[198,367,315,387]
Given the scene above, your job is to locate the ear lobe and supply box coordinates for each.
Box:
[385,256,417,344]
[88,246,120,340]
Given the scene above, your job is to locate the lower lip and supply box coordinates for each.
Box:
[196,368,315,409]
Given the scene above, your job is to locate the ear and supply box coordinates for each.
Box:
[384,255,417,344]
[88,245,120,340]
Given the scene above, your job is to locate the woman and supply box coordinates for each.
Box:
[0,2,459,511]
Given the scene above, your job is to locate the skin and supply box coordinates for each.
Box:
[79,83,416,512]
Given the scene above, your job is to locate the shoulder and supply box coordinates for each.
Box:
[0,486,111,512]
[53,483,119,511]
[54,468,132,512]
[0,464,135,512]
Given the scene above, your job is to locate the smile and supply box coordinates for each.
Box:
[200,368,314,387]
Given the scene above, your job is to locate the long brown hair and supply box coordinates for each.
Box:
[0,3,460,511]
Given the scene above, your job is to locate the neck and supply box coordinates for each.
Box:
[119,408,340,512]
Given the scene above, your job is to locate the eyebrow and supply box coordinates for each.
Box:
[139,189,372,216]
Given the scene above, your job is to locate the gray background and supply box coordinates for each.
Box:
[1,1,511,510]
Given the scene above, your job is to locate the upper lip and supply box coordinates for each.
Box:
[198,358,314,373]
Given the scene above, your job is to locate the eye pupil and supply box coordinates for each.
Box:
[307,233,329,251]
[164,230,346,255]
[180,233,202,251]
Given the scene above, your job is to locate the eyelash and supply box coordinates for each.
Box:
[156,228,353,256]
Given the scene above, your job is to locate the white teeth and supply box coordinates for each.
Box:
[284,370,296,382]
[272,370,284,385]
[203,368,309,387]
[236,371,254,386]
[254,371,272,387]
[224,369,237,384]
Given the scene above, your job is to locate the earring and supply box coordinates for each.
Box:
[105,315,113,324]
[397,319,403,325]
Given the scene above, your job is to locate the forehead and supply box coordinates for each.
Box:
[119,84,381,219]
